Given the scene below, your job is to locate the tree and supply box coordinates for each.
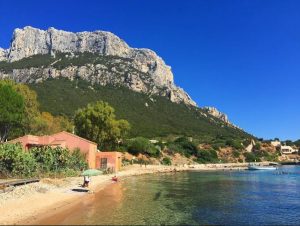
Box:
[283,140,294,146]
[0,84,25,142]
[126,137,160,157]
[294,139,300,148]
[33,112,73,135]
[243,152,261,162]
[74,101,130,149]
[14,83,73,135]
[196,149,218,163]
[161,157,172,165]
[226,139,244,150]
[172,137,198,157]
[15,83,40,133]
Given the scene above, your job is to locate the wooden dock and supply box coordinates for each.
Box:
[0,179,40,193]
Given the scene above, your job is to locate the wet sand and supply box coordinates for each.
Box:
[31,180,123,225]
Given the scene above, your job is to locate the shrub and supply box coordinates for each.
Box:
[264,153,278,162]
[196,149,219,163]
[253,143,261,151]
[167,137,198,157]
[0,143,37,177]
[12,151,37,177]
[31,146,87,173]
[232,150,240,158]
[161,157,172,165]
[226,139,243,150]
[212,142,226,150]
[0,144,87,178]
[166,143,183,155]
[68,148,88,170]
[126,137,160,157]
[243,152,261,162]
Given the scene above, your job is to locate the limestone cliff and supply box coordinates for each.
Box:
[0,48,8,61]
[203,107,230,124]
[0,26,196,106]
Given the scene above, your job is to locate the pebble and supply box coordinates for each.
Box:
[0,183,55,207]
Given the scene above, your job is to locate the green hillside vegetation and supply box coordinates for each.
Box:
[29,78,252,142]
[1,52,135,73]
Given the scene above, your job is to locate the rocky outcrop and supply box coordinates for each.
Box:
[0,62,194,104]
[0,48,8,61]
[203,107,230,124]
[7,26,131,61]
[0,26,196,106]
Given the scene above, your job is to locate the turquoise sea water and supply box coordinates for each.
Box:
[51,166,300,225]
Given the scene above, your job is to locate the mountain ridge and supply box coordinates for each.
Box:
[0,26,196,106]
[0,26,236,127]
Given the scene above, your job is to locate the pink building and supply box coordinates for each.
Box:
[96,152,122,172]
[8,131,122,171]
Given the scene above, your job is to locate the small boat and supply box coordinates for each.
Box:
[248,163,277,170]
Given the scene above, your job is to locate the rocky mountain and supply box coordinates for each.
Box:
[203,107,241,127]
[203,107,230,123]
[0,48,8,61]
[0,26,196,106]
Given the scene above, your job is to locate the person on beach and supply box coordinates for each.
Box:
[83,175,90,187]
[112,175,118,182]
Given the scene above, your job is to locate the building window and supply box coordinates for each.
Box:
[100,158,108,169]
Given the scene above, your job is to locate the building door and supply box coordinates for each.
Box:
[100,158,108,169]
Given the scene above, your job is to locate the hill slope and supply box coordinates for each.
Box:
[29,78,251,141]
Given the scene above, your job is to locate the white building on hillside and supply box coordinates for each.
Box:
[281,145,298,155]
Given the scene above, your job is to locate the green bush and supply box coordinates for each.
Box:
[31,146,87,173]
[196,149,219,163]
[226,139,244,150]
[232,150,240,158]
[161,157,172,165]
[0,144,87,178]
[212,142,226,150]
[243,152,261,162]
[0,143,37,177]
[126,137,160,157]
[294,139,300,148]
[68,148,88,170]
[167,137,198,157]
[253,143,261,151]
[166,143,182,155]
[264,153,278,162]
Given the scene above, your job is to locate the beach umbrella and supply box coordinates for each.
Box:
[81,169,103,176]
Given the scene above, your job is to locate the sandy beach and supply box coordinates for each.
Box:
[0,163,251,225]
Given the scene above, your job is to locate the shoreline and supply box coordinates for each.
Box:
[0,163,251,225]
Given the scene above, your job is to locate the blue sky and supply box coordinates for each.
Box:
[0,0,299,140]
